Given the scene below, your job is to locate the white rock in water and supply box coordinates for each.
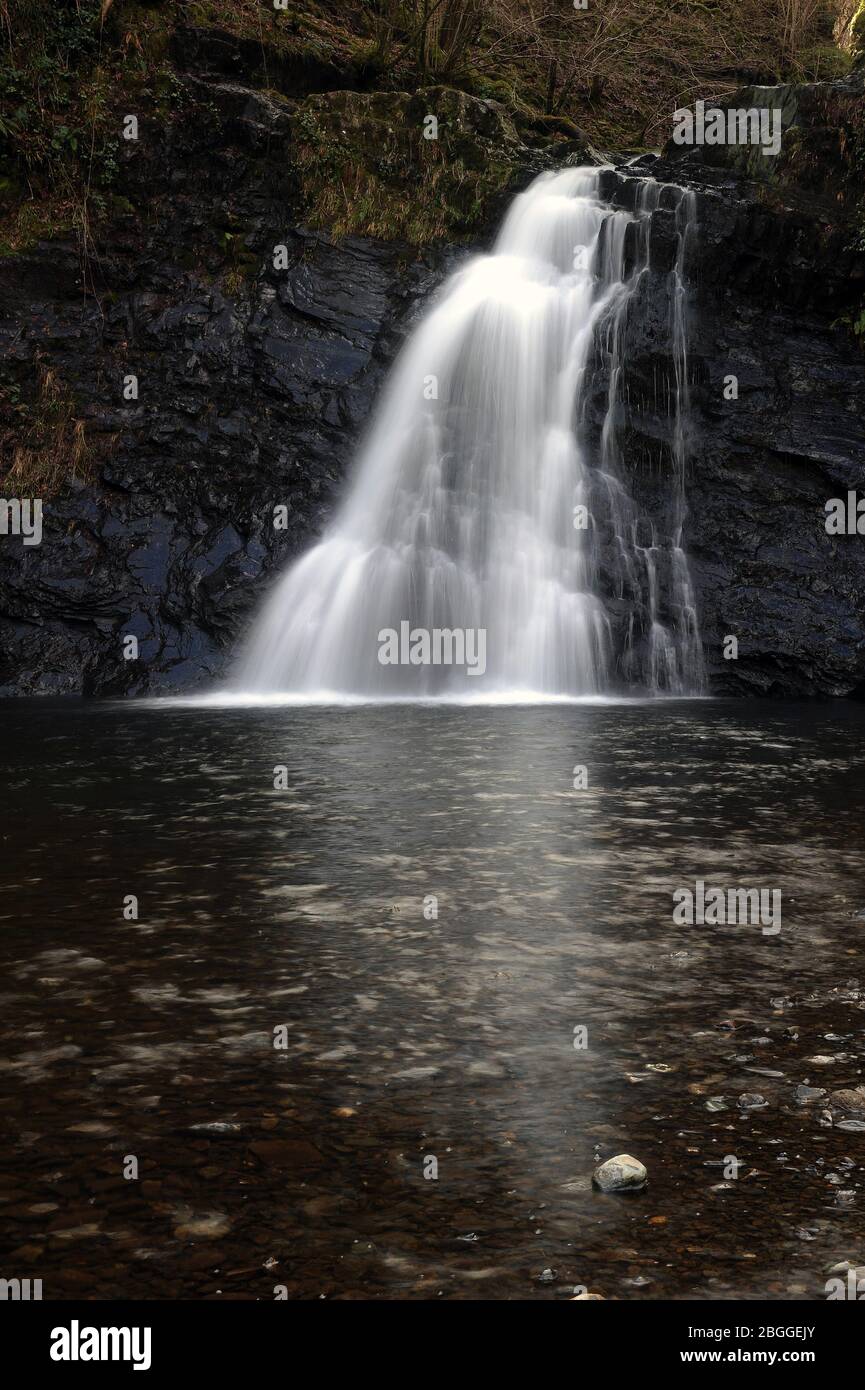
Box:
[592,1154,647,1192]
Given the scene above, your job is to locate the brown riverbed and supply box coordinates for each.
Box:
[1,698,864,1299]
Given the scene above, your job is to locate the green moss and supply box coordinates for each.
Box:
[0,197,76,256]
[0,1,180,254]
[287,87,527,244]
[217,227,258,288]
[183,0,359,69]
[799,43,853,80]
[0,0,858,255]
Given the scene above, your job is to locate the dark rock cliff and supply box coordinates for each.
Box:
[610,71,865,696]
[0,60,863,698]
[0,223,458,696]
[0,76,472,696]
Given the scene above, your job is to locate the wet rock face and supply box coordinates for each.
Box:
[0,63,553,698]
[0,174,461,694]
[1,68,864,697]
[665,70,865,223]
[596,141,865,699]
[685,285,865,699]
[645,74,865,696]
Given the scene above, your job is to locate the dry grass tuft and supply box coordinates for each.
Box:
[1,367,97,496]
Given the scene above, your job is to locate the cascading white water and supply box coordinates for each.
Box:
[234,166,704,700]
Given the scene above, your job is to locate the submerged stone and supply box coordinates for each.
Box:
[737,1092,767,1109]
[830,1086,865,1114]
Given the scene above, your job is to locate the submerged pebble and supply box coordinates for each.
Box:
[737,1093,767,1110]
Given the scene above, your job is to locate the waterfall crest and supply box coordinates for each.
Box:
[235,167,704,700]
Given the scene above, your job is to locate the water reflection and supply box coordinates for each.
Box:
[1,699,864,1299]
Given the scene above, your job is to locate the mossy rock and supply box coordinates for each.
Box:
[286,85,543,244]
[666,75,865,217]
[294,86,521,162]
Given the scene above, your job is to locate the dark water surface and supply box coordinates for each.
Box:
[2,698,865,1300]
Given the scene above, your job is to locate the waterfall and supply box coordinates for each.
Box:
[234,166,705,700]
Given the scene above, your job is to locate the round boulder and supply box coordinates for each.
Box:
[592,1154,647,1193]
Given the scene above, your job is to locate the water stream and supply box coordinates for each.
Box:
[236,168,704,699]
